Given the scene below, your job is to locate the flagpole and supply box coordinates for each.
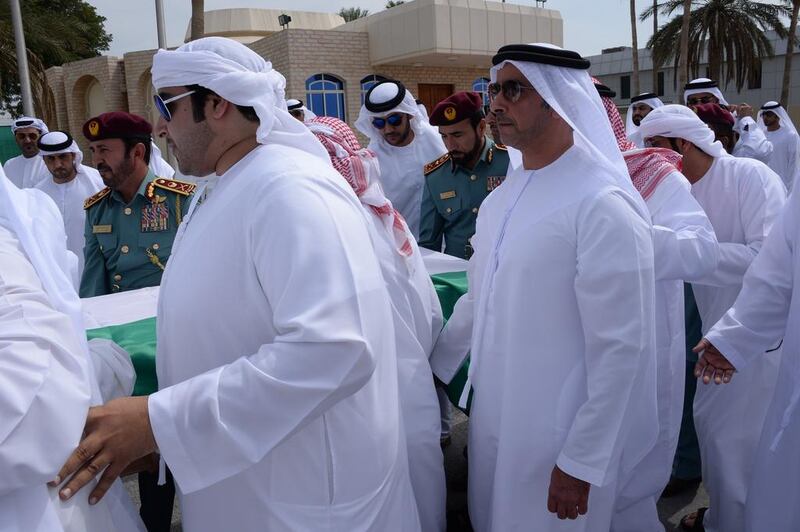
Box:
[9,0,34,116]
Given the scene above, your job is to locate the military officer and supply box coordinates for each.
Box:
[81,111,192,530]
[419,91,509,259]
[80,111,194,299]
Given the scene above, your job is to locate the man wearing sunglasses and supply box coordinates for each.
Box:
[3,116,50,189]
[355,79,446,238]
[419,91,508,260]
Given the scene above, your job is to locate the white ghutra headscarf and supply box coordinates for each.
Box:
[152,37,329,164]
[684,78,729,106]
[638,104,730,159]
[626,93,664,147]
[758,101,799,137]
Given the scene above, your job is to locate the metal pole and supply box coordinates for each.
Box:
[9,0,34,116]
[154,0,167,49]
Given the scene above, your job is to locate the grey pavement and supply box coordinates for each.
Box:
[124,409,708,532]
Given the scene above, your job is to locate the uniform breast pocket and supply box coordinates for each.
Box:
[96,233,117,258]
[439,194,464,221]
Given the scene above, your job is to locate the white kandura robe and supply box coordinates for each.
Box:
[3,154,49,189]
[764,126,800,192]
[689,155,787,532]
[0,223,91,532]
[369,131,446,238]
[703,186,800,532]
[358,206,446,532]
[732,117,773,164]
[35,167,103,278]
[461,144,658,532]
[611,170,718,532]
[148,144,421,532]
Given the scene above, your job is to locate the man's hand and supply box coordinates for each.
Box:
[547,465,590,520]
[693,338,737,384]
[52,396,156,505]
[737,103,754,118]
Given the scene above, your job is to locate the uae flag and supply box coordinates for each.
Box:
[82,249,472,410]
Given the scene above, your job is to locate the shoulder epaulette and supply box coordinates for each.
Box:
[494,143,508,151]
[152,177,196,196]
[424,153,451,176]
[83,187,111,210]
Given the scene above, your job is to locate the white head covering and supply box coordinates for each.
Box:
[757,101,798,137]
[638,104,730,158]
[684,77,729,106]
[38,130,85,168]
[416,100,429,121]
[354,80,441,151]
[286,98,317,122]
[490,43,649,220]
[11,116,48,134]
[149,142,176,178]
[151,36,329,164]
[626,93,664,145]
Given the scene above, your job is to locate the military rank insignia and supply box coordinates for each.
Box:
[141,202,169,232]
[487,175,506,192]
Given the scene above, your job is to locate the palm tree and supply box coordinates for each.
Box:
[781,0,800,105]
[642,0,791,91]
[190,0,204,41]
[631,0,641,95]
[338,7,370,22]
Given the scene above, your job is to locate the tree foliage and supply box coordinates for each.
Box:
[641,0,791,91]
[338,7,370,22]
[0,0,111,118]
[386,1,406,8]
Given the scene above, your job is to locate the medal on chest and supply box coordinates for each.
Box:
[487,175,506,192]
[141,195,169,232]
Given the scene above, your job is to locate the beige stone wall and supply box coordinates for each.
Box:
[45,66,68,131]
[61,56,127,152]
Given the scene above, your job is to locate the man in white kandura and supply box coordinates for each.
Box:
[432,43,659,532]
[0,166,143,532]
[639,104,787,532]
[34,131,104,277]
[757,101,800,192]
[625,92,663,148]
[596,83,720,532]
[694,178,800,532]
[307,115,447,532]
[54,37,421,531]
[3,116,50,189]
[355,79,446,237]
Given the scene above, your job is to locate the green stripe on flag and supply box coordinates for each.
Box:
[87,317,158,396]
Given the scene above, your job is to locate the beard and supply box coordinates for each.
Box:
[97,155,135,189]
[450,135,483,165]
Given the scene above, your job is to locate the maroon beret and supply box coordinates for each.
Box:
[693,103,734,128]
[83,112,153,142]
[429,91,484,126]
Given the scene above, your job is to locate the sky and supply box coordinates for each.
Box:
[85,0,665,59]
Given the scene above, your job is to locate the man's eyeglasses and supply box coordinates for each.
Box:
[488,80,537,103]
[686,95,718,106]
[153,90,196,122]
[372,114,403,129]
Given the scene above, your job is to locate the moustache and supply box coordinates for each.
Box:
[96,164,112,173]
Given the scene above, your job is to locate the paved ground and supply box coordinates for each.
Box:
[124,409,708,531]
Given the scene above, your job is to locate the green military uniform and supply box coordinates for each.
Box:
[418,136,509,259]
[79,170,195,297]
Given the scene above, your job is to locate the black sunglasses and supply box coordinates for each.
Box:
[372,113,403,129]
[487,80,538,103]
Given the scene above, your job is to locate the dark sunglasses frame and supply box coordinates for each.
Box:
[153,90,196,122]
[487,80,537,103]
[372,113,404,129]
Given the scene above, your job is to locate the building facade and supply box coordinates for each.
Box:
[45,0,563,154]
[588,29,800,122]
